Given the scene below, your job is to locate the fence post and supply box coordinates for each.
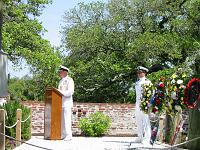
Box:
[16,109,22,146]
[0,109,5,150]
[29,108,32,135]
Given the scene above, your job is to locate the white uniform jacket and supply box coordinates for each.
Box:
[58,75,74,108]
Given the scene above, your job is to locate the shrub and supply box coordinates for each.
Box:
[0,101,31,140]
[78,112,112,137]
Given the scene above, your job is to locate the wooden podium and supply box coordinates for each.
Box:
[44,87,63,140]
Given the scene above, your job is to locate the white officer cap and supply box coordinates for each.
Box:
[137,66,149,73]
[59,65,69,72]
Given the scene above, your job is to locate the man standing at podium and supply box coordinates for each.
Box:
[58,65,74,141]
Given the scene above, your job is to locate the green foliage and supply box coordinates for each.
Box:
[3,0,53,62]
[69,53,133,103]
[8,75,56,101]
[147,68,176,84]
[61,0,200,103]
[78,112,112,137]
[8,77,34,101]
[2,0,62,99]
[127,89,136,104]
[0,101,31,140]
[2,0,199,103]
[126,32,184,65]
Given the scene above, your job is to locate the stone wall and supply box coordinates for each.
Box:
[22,101,137,136]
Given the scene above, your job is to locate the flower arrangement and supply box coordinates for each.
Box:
[166,68,187,115]
[140,68,189,116]
[149,77,166,114]
[140,77,166,115]
[140,82,154,114]
[184,77,200,109]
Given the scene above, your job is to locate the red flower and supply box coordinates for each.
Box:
[155,99,161,105]
[152,130,157,136]
[159,83,165,88]
[159,93,164,97]
[152,107,158,113]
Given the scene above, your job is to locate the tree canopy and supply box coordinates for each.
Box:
[2,0,199,102]
[61,0,200,102]
[2,0,62,98]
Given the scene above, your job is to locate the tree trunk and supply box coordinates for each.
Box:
[165,114,175,144]
[165,113,183,145]
[187,101,200,149]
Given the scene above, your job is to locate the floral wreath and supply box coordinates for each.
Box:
[140,77,166,115]
[140,68,188,116]
[184,78,200,109]
[140,82,153,114]
[149,77,166,115]
[166,68,187,115]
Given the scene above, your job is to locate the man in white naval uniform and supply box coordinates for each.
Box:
[135,66,151,144]
[58,65,74,141]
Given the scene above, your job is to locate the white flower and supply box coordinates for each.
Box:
[175,105,182,112]
[177,80,183,84]
[180,84,186,89]
[148,90,151,94]
[171,91,177,99]
[171,79,176,84]
[149,113,159,121]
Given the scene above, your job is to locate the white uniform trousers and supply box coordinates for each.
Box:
[135,107,151,143]
[61,107,72,139]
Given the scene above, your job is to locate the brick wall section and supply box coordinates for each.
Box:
[22,101,137,136]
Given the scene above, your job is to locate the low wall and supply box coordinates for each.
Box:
[22,101,137,136]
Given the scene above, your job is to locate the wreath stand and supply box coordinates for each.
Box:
[170,110,184,145]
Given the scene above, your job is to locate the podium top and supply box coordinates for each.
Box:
[45,87,63,96]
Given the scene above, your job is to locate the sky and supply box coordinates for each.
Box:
[40,0,107,47]
[8,0,107,78]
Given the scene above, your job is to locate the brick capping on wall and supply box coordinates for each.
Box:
[21,101,137,136]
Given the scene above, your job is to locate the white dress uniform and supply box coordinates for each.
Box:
[135,76,151,143]
[58,75,74,139]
